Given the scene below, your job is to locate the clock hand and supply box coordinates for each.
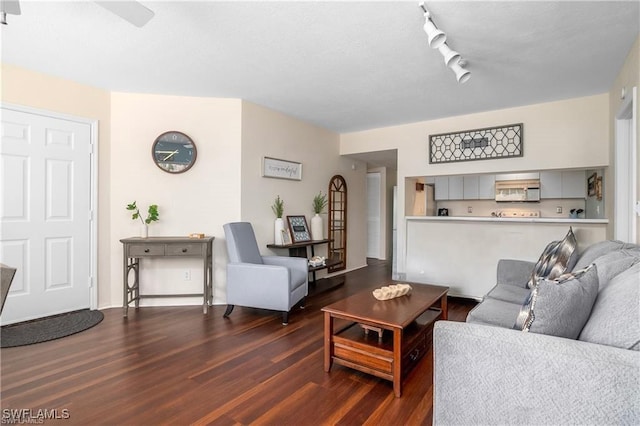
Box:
[163,150,179,161]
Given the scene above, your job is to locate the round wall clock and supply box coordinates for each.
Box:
[151,131,197,174]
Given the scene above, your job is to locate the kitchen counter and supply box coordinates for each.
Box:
[402,216,607,300]
[406,216,608,224]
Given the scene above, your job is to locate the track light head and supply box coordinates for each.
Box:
[450,62,471,83]
[438,44,461,67]
[423,15,446,48]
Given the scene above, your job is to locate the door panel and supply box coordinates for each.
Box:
[0,108,92,324]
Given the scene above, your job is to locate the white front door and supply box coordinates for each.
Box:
[1,108,93,325]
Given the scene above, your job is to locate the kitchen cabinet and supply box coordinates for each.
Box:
[478,174,496,199]
[540,170,585,199]
[540,171,562,199]
[449,176,464,200]
[434,176,449,200]
[561,170,586,198]
[463,176,479,199]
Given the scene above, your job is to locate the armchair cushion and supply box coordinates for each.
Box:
[223,222,263,264]
[262,256,308,292]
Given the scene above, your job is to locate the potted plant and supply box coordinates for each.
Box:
[311,191,328,240]
[271,195,286,245]
[126,201,159,238]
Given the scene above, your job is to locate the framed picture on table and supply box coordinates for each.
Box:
[287,215,311,243]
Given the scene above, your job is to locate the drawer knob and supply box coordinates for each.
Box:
[182,248,187,253]
[144,249,150,253]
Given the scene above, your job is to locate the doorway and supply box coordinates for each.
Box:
[0,105,97,325]
[614,87,638,243]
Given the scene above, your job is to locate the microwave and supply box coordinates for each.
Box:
[495,179,540,202]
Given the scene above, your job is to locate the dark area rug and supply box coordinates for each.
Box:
[1,309,104,348]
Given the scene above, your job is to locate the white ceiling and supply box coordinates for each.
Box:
[2,1,639,138]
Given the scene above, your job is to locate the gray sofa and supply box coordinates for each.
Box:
[433,240,640,425]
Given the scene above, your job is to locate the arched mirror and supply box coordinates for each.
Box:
[328,175,347,273]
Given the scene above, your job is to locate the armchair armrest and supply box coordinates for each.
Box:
[496,259,535,288]
[433,321,640,425]
[226,262,293,311]
[262,255,308,273]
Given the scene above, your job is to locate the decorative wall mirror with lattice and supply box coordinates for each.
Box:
[328,175,347,273]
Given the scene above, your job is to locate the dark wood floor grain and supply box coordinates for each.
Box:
[0,259,476,425]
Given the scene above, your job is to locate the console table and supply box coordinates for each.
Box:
[120,236,214,317]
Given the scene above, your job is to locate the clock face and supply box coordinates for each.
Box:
[152,131,197,173]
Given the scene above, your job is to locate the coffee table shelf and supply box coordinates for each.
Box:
[332,309,442,380]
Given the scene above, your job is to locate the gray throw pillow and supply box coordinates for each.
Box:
[515,264,598,339]
[526,227,578,289]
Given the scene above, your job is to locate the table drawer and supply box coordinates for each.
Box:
[165,244,204,256]
[129,244,165,257]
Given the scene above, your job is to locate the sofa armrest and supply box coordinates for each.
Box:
[433,321,640,425]
[496,259,535,288]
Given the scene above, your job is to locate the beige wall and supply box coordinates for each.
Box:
[609,35,639,242]
[341,93,610,275]
[240,101,368,276]
[109,93,242,306]
[1,64,113,309]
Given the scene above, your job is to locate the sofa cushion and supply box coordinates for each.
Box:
[579,263,640,350]
[572,240,626,271]
[486,284,531,305]
[516,265,598,339]
[591,249,640,290]
[526,227,578,289]
[466,298,523,328]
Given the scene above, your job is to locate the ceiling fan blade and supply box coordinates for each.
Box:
[95,1,154,28]
[1,0,21,15]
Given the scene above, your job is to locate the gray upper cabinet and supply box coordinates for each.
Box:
[448,176,464,200]
[434,176,449,200]
[540,171,562,199]
[478,175,496,199]
[540,170,586,199]
[561,170,586,198]
[463,176,479,199]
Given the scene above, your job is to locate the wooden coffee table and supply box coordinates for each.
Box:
[322,283,448,397]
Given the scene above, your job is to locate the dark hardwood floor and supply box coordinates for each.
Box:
[0,259,476,425]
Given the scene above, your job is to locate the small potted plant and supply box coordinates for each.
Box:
[126,201,159,238]
[271,195,285,245]
[311,191,328,240]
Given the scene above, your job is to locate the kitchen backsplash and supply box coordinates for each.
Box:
[433,199,589,219]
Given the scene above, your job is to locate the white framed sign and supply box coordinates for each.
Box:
[262,156,302,181]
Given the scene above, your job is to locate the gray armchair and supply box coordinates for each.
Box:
[223,222,308,325]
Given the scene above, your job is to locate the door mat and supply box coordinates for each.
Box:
[1,309,104,348]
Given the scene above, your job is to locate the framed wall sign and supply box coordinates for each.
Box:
[262,157,302,181]
[287,215,311,243]
[429,123,523,164]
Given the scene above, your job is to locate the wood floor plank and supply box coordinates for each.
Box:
[0,259,475,425]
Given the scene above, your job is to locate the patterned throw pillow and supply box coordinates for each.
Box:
[514,264,598,339]
[526,227,578,289]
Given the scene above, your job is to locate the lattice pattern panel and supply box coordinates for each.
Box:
[429,123,523,164]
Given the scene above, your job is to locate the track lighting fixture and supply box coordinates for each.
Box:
[419,2,470,83]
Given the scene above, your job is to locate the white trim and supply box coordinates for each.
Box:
[614,87,638,243]
[1,102,100,309]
